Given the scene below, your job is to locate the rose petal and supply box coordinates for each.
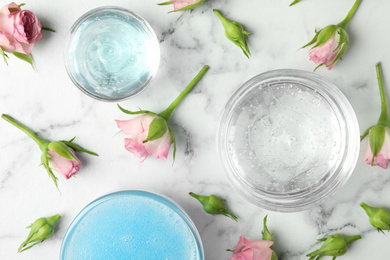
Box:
[116,114,156,136]
[48,149,82,179]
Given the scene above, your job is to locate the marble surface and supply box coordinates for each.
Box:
[1,0,390,259]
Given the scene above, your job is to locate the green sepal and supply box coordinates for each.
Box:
[12,52,34,69]
[312,25,337,49]
[169,127,176,163]
[18,3,26,7]
[60,137,98,156]
[168,0,205,13]
[290,0,302,6]
[360,126,374,141]
[41,26,55,32]
[334,28,349,52]
[261,215,274,242]
[157,1,173,5]
[143,116,168,143]
[0,48,8,65]
[117,104,155,116]
[41,149,59,190]
[302,30,320,49]
[369,125,386,165]
[48,141,79,163]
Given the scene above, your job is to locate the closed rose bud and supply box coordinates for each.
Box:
[213,9,251,58]
[189,192,238,221]
[361,202,390,232]
[306,234,361,260]
[18,214,61,253]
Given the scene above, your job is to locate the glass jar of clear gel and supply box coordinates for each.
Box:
[65,7,160,101]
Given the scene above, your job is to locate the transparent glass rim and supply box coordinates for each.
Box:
[64,6,160,102]
[60,190,204,259]
[217,69,360,212]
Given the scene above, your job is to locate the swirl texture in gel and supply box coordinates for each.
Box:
[67,8,159,100]
[61,192,202,260]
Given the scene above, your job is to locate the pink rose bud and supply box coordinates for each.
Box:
[2,114,98,190]
[116,114,173,162]
[302,0,362,70]
[157,0,205,13]
[361,63,390,169]
[0,2,42,55]
[48,147,82,179]
[116,65,209,162]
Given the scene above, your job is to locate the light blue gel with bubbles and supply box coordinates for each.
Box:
[66,7,159,100]
[60,191,203,260]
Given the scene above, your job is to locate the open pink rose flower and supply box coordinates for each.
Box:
[116,114,173,162]
[0,2,42,54]
[229,236,274,260]
[48,148,82,179]
[158,0,205,13]
[363,127,390,169]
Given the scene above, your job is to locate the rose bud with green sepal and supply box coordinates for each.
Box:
[189,192,238,221]
[302,0,362,70]
[306,233,361,260]
[261,216,278,260]
[18,214,61,253]
[213,9,251,59]
[157,0,205,13]
[116,65,209,162]
[361,62,390,168]
[361,202,390,233]
[1,114,98,189]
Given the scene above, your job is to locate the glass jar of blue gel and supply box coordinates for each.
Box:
[65,7,160,101]
[60,191,204,260]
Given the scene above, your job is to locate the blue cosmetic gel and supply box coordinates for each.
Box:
[61,191,203,259]
[66,7,160,101]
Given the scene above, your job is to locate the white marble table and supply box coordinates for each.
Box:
[1,0,389,259]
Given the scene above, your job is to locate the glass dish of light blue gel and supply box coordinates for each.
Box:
[60,191,204,260]
[65,7,160,101]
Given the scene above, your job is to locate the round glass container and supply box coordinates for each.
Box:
[60,191,204,259]
[65,7,160,101]
[218,69,359,212]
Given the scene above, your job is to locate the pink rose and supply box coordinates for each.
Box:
[309,32,342,70]
[0,2,42,54]
[363,127,390,169]
[229,236,274,260]
[116,114,173,162]
[170,0,199,10]
[48,148,82,179]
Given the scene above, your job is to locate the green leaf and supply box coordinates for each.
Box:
[41,26,55,32]
[48,141,80,163]
[117,104,154,115]
[0,48,8,65]
[60,140,98,156]
[143,116,168,143]
[12,52,34,69]
[290,0,303,6]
